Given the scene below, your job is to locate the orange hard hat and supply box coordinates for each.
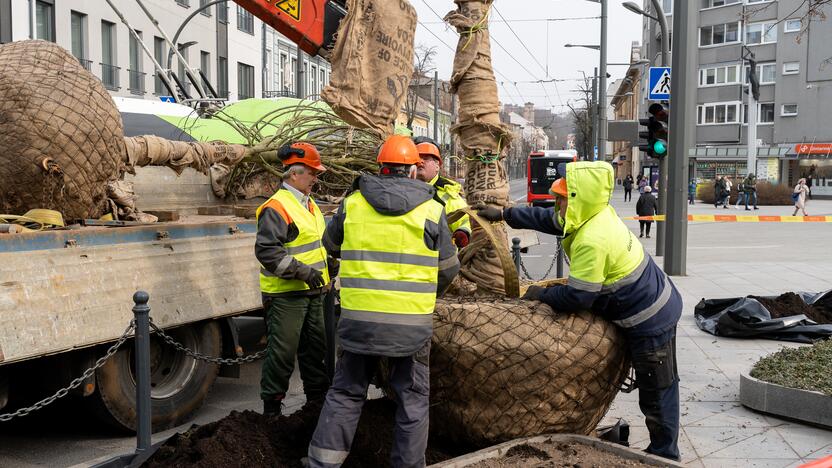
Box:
[416,142,442,164]
[377,135,420,166]
[278,142,326,172]
[549,177,568,198]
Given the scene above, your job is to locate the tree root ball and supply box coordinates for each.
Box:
[429,297,629,446]
[0,40,124,220]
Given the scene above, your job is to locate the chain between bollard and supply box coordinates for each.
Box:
[148,319,266,365]
[0,320,137,422]
[519,254,559,281]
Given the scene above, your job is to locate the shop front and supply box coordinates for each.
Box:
[789,143,832,198]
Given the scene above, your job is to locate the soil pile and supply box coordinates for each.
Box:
[751,292,832,324]
[143,399,468,468]
[467,442,657,468]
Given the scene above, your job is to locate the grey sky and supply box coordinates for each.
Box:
[412,0,644,112]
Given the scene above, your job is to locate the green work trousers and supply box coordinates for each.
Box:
[260,294,331,401]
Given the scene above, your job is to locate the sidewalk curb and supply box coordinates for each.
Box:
[740,373,832,429]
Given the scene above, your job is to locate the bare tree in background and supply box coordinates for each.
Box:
[404,45,437,131]
[567,76,594,159]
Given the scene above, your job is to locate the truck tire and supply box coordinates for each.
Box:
[91,320,222,432]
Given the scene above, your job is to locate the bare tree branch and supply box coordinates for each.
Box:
[404,45,438,131]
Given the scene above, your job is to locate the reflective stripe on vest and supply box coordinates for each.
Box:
[256,189,329,294]
[340,192,443,323]
[435,180,471,234]
[613,279,672,328]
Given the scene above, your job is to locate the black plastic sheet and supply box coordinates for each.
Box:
[694,291,832,343]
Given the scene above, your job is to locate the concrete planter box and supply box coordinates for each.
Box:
[740,373,832,428]
[429,433,682,467]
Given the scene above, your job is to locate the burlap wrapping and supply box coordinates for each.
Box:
[430,297,629,446]
[0,41,125,220]
[122,136,247,175]
[321,0,417,136]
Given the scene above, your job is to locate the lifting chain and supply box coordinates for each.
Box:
[0,320,136,422]
[149,319,266,365]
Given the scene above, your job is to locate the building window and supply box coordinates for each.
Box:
[237,6,254,34]
[70,11,88,69]
[218,56,229,98]
[743,102,775,124]
[781,104,798,117]
[290,57,297,92]
[279,52,289,91]
[200,51,211,83]
[177,44,191,95]
[199,0,212,16]
[699,64,741,87]
[36,0,55,41]
[218,1,229,23]
[238,62,254,99]
[784,19,801,33]
[310,64,317,95]
[703,0,740,8]
[100,20,118,90]
[745,21,777,45]
[176,0,190,7]
[744,62,776,85]
[662,0,672,14]
[154,37,166,94]
[697,102,740,125]
[782,62,800,75]
[128,31,145,95]
[700,22,740,47]
[320,67,327,91]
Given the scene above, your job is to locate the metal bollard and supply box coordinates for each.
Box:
[555,236,565,278]
[323,287,337,380]
[511,237,521,274]
[132,291,152,454]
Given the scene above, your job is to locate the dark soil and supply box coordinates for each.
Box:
[468,442,659,467]
[750,292,832,324]
[143,398,469,468]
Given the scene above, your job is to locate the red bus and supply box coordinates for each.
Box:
[527,150,578,206]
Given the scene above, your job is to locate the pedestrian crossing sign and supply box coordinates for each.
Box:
[648,67,671,101]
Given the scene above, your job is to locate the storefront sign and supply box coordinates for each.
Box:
[794,143,832,155]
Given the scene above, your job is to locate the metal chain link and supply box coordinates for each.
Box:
[0,320,136,422]
[148,319,265,365]
[520,254,558,282]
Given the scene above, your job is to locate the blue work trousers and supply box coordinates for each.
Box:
[629,326,680,461]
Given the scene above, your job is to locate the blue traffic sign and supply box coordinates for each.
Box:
[648,67,671,101]
[159,96,175,103]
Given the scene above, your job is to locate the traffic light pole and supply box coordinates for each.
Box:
[664,0,696,275]
[652,0,669,257]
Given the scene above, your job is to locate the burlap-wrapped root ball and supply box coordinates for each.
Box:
[0,40,125,220]
[429,297,629,446]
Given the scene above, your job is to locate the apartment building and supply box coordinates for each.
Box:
[639,0,832,195]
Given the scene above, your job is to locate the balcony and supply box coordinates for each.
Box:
[263,90,296,99]
[77,58,93,72]
[100,63,120,91]
[128,70,146,95]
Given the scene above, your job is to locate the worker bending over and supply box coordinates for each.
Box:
[413,137,471,248]
[307,135,460,467]
[477,161,682,461]
[255,143,333,417]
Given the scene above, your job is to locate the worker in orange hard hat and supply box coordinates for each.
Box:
[414,136,471,248]
[255,141,334,417]
[308,134,459,468]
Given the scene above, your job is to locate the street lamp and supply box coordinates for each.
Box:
[564,44,601,51]
[622,1,658,21]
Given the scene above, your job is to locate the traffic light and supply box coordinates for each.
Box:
[637,103,669,158]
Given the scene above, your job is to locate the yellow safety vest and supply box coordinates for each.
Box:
[255,189,330,294]
[339,192,444,324]
[431,175,471,234]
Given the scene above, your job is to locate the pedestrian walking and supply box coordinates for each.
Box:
[477,161,683,461]
[623,174,634,202]
[722,176,732,209]
[713,176,726,208]
[734,179,746,210]
[256,142,333,417]
[688,179,696,205]
[414,137,471,248]
[307,135,460,468]
[638,175,648,194]
[806,173,814,200]
[743,173,759,210]
[792,178,811,216]
[636,186,658,238]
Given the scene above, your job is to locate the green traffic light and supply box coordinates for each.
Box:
[653,140,667,156]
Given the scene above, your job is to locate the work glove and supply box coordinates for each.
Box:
[301,267,326,289]
[474,204,504,223]
[327,257,340,279]
[452,230,470,248]
[522,285,546,302]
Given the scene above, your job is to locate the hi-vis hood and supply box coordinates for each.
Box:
[564,161,615,234]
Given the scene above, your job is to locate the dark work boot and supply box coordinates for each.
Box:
[263,395,285,417]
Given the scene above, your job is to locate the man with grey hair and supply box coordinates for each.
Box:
[255,142,334,417]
